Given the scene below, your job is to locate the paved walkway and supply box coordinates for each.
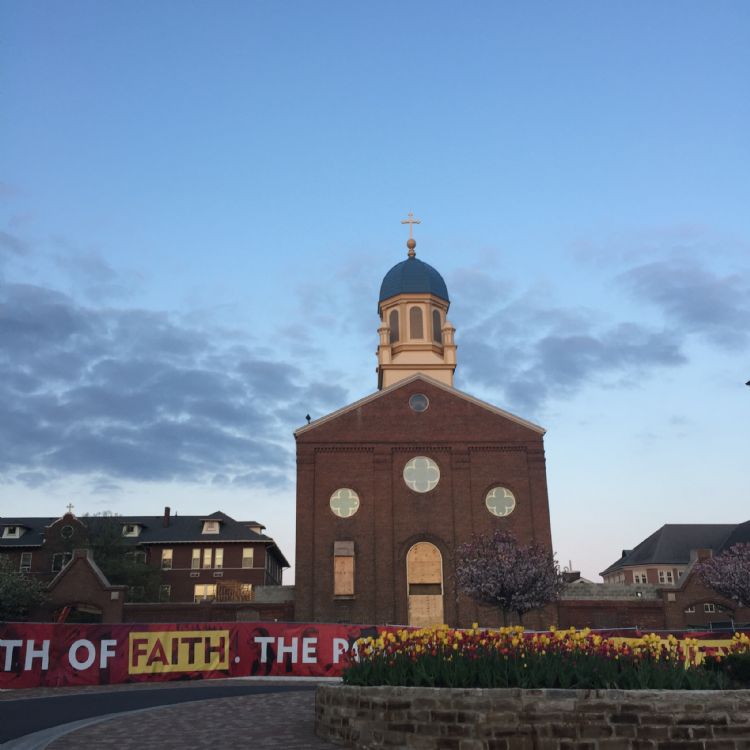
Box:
[1,680,338,749]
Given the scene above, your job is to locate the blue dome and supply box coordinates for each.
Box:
[378,256,450,308]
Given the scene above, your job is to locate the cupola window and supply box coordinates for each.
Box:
[389,309,399,343]
[409,306,424,339]
[432,309,442,344]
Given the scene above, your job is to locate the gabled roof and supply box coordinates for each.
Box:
[720,520,750,551]
[0,511,290,567]
[294,373,545,437]
[600,523,737,576]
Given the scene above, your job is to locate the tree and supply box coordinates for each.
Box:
[83,514,163,602]
[696,543,750,608]
[455,530,564,625]
[0,556,47,621]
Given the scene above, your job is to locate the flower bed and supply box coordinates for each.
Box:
[344,625,750,690]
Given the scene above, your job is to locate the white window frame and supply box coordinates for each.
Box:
[704,602,716,613]
[191,548,201,570]
[214,548,223,569]
[685,605,696,613]
[161,549,173,570]
[19,551,32,572]
[202,548,212,569]
[2,525,21,539]
[658,569,674,585]
[633,570,648,584]
[242,547,254,568]
[122,524,141,537]
[202,521,220,534]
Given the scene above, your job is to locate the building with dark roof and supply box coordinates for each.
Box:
[596,521,750,630]
[0,507,289,617]
[600,524,737,586]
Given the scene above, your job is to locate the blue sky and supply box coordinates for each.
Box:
[1,2,749,583]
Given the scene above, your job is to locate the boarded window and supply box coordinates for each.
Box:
[389,310,399,343]
[432,309,442,343]
[334,541,355,597]
[409,306,423,338]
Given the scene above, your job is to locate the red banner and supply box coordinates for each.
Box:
[0,621,388,689]
[0,623,744,690]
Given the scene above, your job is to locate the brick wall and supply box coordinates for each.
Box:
[316,685,750,749]
[296,378,552,628]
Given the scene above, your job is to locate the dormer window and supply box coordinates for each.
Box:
[2,525,22,539]
[122,524,142,537]
[202,520,220,534]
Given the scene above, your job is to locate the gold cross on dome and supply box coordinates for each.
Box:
[401,212,421,239]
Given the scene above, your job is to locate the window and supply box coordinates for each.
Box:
[202,520,220,534]
[409,306,423,338]
[128,585,145,601]
[334,541,355,597]
[432,309,442,343]
[633,571,648,584]
[240,583,253,600]
[329,488,360,518]
[127,550,147,565]
[485,487,516,517]
[685,605,696,614]
[122,524,140,537]
[409,393,429,413]
[2,525,21,539]
[159,584,171,602]
[214,548,223,569]
[704,603,716,613]
[161,549,173,570]
[194,584,217,602]
[203,549,212,569]
[658,570,674,585]
[51,552,72,572]
[389,309,399,343]
[191,548,201,569]
[403,456,440,493]
[60,525,74,539]
[242,547,254,568]
[20,552,32,572]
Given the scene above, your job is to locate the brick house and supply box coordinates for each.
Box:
[295,240,553,629]
[597,520,750,629]
[0,508,289,610]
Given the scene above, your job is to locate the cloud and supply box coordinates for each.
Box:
[0,279,348,490]
[619,260,750,350]
[0,230,29,257]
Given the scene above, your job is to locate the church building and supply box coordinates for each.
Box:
[294,220,553,628]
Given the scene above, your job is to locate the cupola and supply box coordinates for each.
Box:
[376,214,457,389]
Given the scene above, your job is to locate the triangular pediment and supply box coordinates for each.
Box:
[294,373,545,437]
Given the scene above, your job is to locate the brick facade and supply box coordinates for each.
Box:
[295,375,553,628]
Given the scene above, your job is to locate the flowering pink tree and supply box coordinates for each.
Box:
[696,543,750,608]
[455,530,564,625]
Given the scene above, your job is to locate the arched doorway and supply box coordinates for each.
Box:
[406,542,444,627]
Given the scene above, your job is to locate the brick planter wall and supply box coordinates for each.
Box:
[315,685,750,749]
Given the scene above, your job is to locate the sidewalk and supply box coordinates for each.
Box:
[2,680,339,750]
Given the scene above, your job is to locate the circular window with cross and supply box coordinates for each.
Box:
[485,486,516,517]
[403,456,440,493]
[329,488,360,518]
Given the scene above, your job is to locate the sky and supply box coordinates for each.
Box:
[1,2,749,583]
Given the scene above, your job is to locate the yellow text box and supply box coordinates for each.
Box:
[128,630,230,674]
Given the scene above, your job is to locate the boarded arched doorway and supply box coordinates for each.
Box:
[406,542,444,627]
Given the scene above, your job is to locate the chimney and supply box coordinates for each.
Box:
[163,506,171,527]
